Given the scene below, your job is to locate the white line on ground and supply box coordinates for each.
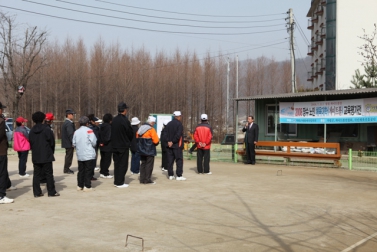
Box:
[341,231,377,252]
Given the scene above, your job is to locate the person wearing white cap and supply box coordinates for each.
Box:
[193,114,213,174]
[165,111,186,180]
[130,117,141,175]
[136,116,159,184]
[160,120,170,171]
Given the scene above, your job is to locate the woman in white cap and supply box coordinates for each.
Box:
[136,116,159,184]
[130,117,141,175]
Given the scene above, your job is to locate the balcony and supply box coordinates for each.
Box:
[307,19,314,30]
[315,6,324,16]
[311,41,318,51]
[307,45,314,56]
[320,27,326,38]
[312,15,319,23]
[315,36,323,46]
[307,71,313,81]
[321,58,326,71]
[316,63,323,74]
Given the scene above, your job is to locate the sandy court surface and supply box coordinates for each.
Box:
[2,151,377,252]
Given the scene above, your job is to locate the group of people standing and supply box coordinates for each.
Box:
[0,100,220,204]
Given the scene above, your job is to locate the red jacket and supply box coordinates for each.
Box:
[193,123,213,150]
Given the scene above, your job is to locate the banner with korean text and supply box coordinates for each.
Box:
[280,98,377,124]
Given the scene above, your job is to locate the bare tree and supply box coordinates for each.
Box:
[0,12,47,117]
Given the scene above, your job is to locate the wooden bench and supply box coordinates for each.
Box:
[237,141,341,167]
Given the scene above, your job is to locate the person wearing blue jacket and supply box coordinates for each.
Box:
[72,116,97,192]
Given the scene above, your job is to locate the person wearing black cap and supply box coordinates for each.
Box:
[111,102,133,188]
[29,111,59,197]
[88,114,100,181]
[0,102,15,204]
[61,109,76,174]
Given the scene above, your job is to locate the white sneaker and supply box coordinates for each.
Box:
[77,186,83,191]
[176,176,187,181]
[6,186,17,191]
[161,168,167,171]
[94,167,100,172]
[168,176,175,180]
[115,184,129,188]
[83,187,94,192]
[205,172,212,175]
[0,196,14,204]
[19,173,30,178]
[100,174,113,179]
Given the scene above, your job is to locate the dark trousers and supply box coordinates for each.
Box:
[246,142,256,163]
[140,155,154,183]
[94,146,99,167]
[161,150,168,168]
[33,162,56,196]
[189,143,197,153]
[100,151,112,176]
[0,155,11,198]
[78,160,93,188]
[197,149,210,173]
[63,147,74,172]
[113,149,129,185]
[167,148,183,177]
[130,151,140,173]
[17,151,29,175]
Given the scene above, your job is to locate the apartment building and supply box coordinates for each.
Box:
[307,0,377,90]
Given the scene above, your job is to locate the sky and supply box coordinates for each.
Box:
[0,0,311,62]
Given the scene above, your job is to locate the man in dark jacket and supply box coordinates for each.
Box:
[160,120,170,172]
[242,115,259,165]
[88,114,101,181]
[29,111,59,197]
[0,102,14,204]
[99,113,113,178]
[111,102,133,188]
[130,117,141,175]
[61,109,76,174]
[165,111,186,181]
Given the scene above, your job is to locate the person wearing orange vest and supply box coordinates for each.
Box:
[136,116,159,184]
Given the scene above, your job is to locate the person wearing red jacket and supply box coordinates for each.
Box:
[13,116,31,177]
[193,114,213,174]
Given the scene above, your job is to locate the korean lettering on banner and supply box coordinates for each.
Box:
[280,98,377,124]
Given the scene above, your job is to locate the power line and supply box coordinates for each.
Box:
[55,0,285,24]
[294,37,309,72]
[0,5,286,35]
[22,0,284,29]
[293,14,310,45]
[95,0,286,18]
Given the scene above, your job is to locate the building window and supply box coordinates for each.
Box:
[266,104,297,137]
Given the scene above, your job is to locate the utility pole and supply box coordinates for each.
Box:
[226,57,230,133]
[287,8,296,93]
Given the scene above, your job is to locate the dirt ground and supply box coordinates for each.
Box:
[2,150,377,252]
